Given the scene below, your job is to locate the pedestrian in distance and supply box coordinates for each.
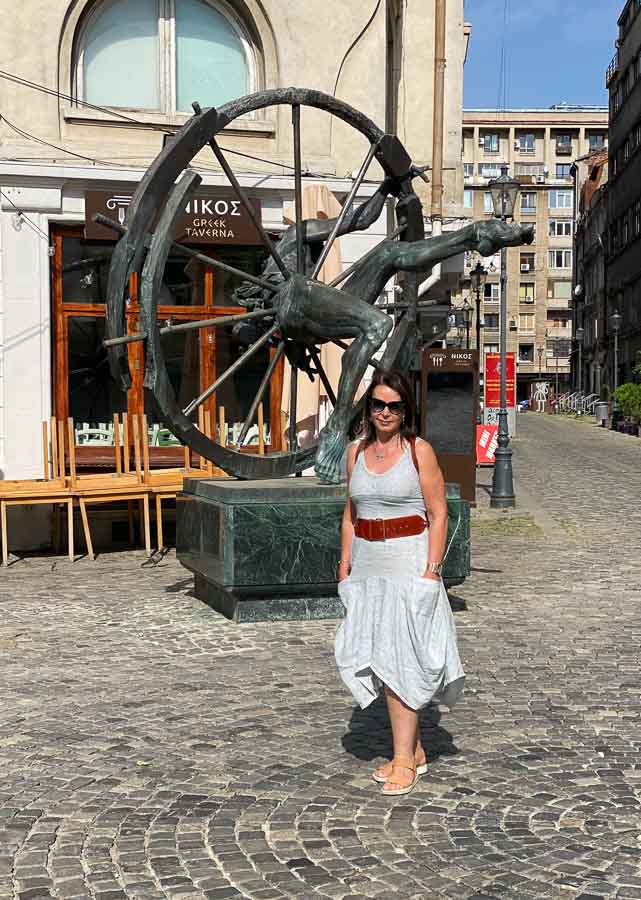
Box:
[335,369,465,795]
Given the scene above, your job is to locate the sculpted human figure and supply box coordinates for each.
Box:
[533,381,550,413]
[234,175,534,482]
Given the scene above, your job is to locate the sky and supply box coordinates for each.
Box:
[463,0,621,110]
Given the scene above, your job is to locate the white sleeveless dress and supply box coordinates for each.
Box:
[334,443,465,711]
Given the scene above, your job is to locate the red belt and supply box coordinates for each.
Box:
[354,515,427,542]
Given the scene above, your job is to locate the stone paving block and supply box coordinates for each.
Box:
[2,416,641,897]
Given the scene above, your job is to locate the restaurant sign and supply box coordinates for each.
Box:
[85,190,263,245]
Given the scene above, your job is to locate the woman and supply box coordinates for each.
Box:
[335,369,465,796]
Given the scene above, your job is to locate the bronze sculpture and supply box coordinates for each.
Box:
[104,89,533,484]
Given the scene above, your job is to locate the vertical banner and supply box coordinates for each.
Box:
[476,424,498,464]
[484,353,516,407]
[484,352,516,437]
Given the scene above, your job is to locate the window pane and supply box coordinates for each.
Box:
[83,0,159,109]
[213,326,272,445]
[162,251,207,306]
[145,329,201,428]
[62,237,114,304]
[212,247,269,307]
[68,316,126,438]
[176,0,248,111]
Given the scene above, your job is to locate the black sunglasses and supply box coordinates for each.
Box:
[370,398,405,416]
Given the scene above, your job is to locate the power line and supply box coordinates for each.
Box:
[0,188,50,242]
[495,0,510,112]
[0,69,174,132]
[0,113,132,167]
[0,69,347,181]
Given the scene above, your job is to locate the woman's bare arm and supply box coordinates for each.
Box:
[415,439,448,580]
[337,443,359,582]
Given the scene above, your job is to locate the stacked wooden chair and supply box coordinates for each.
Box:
[66,413,153,561]
[0,419,74,566]
[1,406,268,564]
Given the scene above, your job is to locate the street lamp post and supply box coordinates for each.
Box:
[576,326,584,394]
[611,310,622,408]
[462,299,473,350]
[488,165,520,509]
[470,261,487,354]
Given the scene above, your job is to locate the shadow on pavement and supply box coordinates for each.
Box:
[164,577,194,594]
[342,694,459,764]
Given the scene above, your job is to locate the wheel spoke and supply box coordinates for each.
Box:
[160,308,272,335]
[332,338,384,371]
[94,213,280,293]
[288,363,299,449]
[291,104,305,274]
[104,308,274,348]
[311,141,379,281]
[207,138,291,281]
[183,323,278,417]
[236,341,285,447]
[308,346,336,406]
[327,223,406,288]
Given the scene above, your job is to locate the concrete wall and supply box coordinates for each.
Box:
[0,0,464,186]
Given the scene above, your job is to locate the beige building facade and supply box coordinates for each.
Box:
[459,106,608,400]
[0,0,467,548]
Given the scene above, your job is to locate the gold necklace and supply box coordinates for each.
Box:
[374,436,399,461]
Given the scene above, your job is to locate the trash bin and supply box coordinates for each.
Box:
[595,401,609,426]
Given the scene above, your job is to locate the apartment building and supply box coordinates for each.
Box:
[603,0,641,385]
[458,106,608,400]
[574,151,608,396]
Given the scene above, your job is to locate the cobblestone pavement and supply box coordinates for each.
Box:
[2,414,641,900]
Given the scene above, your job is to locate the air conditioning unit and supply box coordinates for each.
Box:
[514,140,521,150]
[536,175,546,184]
[509,318,518,330]
[479,137,485,147]
[520,263,531,272]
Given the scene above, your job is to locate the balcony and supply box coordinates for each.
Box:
[556,142,573,156]
[546,325,572,339]
[546,296,570,309]
[606,51,619,87]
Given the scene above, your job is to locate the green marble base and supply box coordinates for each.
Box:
[177,477,470,622]
[194,575,344,623]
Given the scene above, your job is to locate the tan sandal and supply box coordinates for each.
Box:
[372,754,428,783]
[381,755,418,796]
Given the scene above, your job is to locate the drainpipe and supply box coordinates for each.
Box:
[418,0,446,298]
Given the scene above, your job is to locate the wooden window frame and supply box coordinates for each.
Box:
[51,224,284,465]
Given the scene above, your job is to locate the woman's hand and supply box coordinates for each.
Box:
[337,563,351,582]
[421,571,441,582]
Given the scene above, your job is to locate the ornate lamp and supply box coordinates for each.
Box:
[470,261,487,354]
[470,261,488,294]
[488,164,521,508]
[489,165,520,220]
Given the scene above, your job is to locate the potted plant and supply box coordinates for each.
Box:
[615,383,641,435]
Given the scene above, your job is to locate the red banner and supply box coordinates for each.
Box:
[476,425,498,464]
[484,353,516,408]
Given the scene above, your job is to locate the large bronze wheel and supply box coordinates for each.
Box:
[104,88,424,479]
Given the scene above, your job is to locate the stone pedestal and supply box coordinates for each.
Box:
[177,477,470,622]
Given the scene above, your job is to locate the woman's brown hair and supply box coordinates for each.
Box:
[359,369,417,447]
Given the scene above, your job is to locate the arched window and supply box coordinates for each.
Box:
[77,0,254,113]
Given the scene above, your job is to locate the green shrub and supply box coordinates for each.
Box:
[615,383,641,420]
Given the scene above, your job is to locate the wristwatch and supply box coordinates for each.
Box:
[426,561,442,575]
